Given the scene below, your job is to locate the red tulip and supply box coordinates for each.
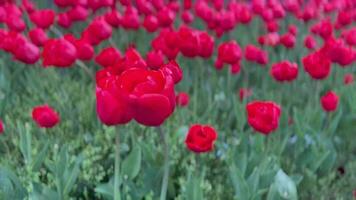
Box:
[42,38,77,67]
[143,15,159,33]
[266,21,279,32]
[6,14,26,32]
[14,42,40,64]
[181,10,194,24]
[217,40,242,65]
[311,18,333,40]
[32,105,60,128]
[28,28,48,46]
[239,88,252,102]
[178,26,199,58]
[342,28,356,46]
[68,5,88,22]
[304,35,317,50]
[136,0,154,15]
[270,61,298,82]
[198,31,214,58]
[321,38,355,67]
[244,44,268,65]
[82,18,112,46]
[176,92,190,107]
[335,10,352,28]
[121,6,140,30]
[160,60,183,84]
[235,4,252,24]
[30,9,56,29]
[288,24,298,35]
[230,62,241,75]
[54,0,75,7]
[344,74,354,85]
[95,46,121,68]
[302,50,331,80]
[64,34,94,61]
[146,49,165,70]
[0,119,4,134]
[185,124,218,153]
[320,91,339,112]
[246,101,281,135]
[157,7,175,28]
[96,66,177,127]
[280,33,296,49]
[104,9,121,28]
[57,12,72,28]
[88,0,114,11]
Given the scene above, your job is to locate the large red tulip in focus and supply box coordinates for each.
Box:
[185,124,218,153]
[96,49,182,127]
[246,101,281,135]
[32,105,60,128]
[320,91,339,112]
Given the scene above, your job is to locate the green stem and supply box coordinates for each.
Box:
[158,126,169,200]
[114,127,121,200]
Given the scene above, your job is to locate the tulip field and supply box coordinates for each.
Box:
[1,0,356,199]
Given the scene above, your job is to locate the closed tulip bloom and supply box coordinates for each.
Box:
[57,12,72,28]
[30,9,55,29]
[198,31,214,58]
[178,26,199,58]
[42,38,77,67]
[320,91,339,112]
[344,74,354,85]
[104,9,121,28]
[217,40,242,65]
[82,18,112,46]
[246,101,281,135]
[32,105,60,128]
[6,14,26,32]
[157,7,175,27]
[181,10,194,24]
[95,46,121,68]
[0,119,4,134]
[121,7,140,30]
[64,34,94,61]
[302,50,331,80]
[270,61,298,82]
[14,42,40,64]
[146,49,165,70]
[280,33,296,48]
[176,92,190,107]
[239,88,252,101]
[28,28,48,46]
[185,124,218,153]
[143,15,159,33]
[304,35,317,50]
[67,5,88,22]
[245,44,269,65]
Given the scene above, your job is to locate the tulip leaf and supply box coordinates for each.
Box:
[121,146,142,180]
[32,141,50,171]
[268,169,297,200]
[229,163,249,200]
[185,173,203,200]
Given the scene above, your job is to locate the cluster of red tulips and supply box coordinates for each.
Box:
[0,0,355,198]
[0,0,355,149]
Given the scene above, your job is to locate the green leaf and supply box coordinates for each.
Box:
[95,181,114,199]
[272,169,298,200]
[18,122,32,165]
[63,155,83,195]
[185,173,203,200]
[0,167,27,199]
[32,141,50,171]
[121,146,142,180]
[229,163,249,200]
[247,167,260,195]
